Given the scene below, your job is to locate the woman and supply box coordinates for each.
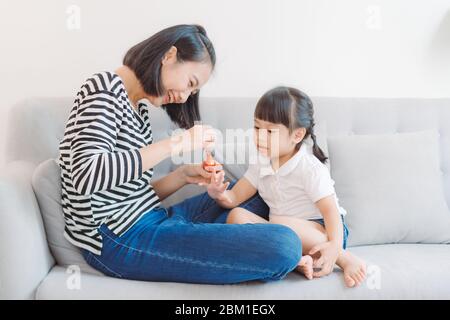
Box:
[58,24,301,284]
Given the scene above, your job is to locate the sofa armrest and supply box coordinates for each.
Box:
[0,161,55,299]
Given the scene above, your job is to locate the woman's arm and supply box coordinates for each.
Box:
[139,124,215,172]
[151,164,212,201]
[139,138,172,173]
[71,107,214,196]
[151,165,187,201]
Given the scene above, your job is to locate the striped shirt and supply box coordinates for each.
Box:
[58,71,161,255]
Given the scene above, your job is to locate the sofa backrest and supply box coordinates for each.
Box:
[5,96,450,206]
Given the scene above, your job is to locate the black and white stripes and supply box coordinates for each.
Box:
[58,71,161,255]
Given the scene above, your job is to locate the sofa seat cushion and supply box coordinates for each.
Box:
[35,244,450,300]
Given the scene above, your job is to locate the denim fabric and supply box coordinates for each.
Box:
[81,185,301,284]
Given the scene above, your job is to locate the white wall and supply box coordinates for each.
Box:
[1,0,450,165]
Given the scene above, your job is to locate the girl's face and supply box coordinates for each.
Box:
[151,46,212,107]
[253,118,306,159]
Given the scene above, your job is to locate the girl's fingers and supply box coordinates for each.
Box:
[309,243,325,256]
[313,262,331,278]
[313,257,325,269]
[313,269,326,278]
[220,181,229,192]
[218,170,225,183]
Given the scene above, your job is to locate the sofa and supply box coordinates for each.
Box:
[1,96,450,300]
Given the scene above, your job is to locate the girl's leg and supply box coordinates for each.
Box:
[269,215,367,287]
[83,210,302,284]
[226,209,366,287]
[226,207,270,224]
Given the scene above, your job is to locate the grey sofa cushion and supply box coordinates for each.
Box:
[31,159,102,275]
[328,130,450,246]
[35,244,450,299]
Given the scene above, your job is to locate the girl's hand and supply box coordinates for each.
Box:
[206,170,232,203]
[309,241,342,278]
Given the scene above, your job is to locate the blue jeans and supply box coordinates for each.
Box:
[81,186,301,284]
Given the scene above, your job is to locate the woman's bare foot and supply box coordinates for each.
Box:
[336,250,367,288]
[296,255,314,280]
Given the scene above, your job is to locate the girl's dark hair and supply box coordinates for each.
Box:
[254,86,328,163]
[123,24,216,129]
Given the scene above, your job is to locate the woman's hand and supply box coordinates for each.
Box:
[179,163,221,185]
[171,124,217,154]
[206,170,232,203]
[309,240,342,278]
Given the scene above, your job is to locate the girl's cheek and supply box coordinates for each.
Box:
[269,139,281,157]
[253,130,264,146]
[257,130,268,145]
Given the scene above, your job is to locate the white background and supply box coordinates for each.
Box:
[0,0,449,165]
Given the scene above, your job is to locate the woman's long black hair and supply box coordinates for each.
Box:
[254,86,328,164]
[123,24,216,129]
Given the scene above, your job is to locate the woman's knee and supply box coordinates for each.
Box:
[263,224,302,280]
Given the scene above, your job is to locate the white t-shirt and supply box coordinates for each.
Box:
[244,143,347,220]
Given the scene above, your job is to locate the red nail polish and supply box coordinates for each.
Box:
[202,149,222,172]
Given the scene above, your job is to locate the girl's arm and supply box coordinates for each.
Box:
[315,194,344,248]
[307,194,344,277]
[208,172,257,209]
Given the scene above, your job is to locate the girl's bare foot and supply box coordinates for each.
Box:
[337,250,367,288]
[296,255,314,280]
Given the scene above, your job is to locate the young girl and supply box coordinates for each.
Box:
[206,87,367,287]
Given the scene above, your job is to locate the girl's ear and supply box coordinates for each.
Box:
[293,127,306,144]
[162,46,178,65]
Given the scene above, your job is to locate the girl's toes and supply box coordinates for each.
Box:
[361,263,367,274]
[344,274,356,288]
[359,270,366,281]
[355,273,364,286]
[305,269,313,280]
[297,255,314,280]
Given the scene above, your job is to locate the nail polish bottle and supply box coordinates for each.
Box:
[202,146,222,172]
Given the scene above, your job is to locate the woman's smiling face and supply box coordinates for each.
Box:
[152,46,212,106]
